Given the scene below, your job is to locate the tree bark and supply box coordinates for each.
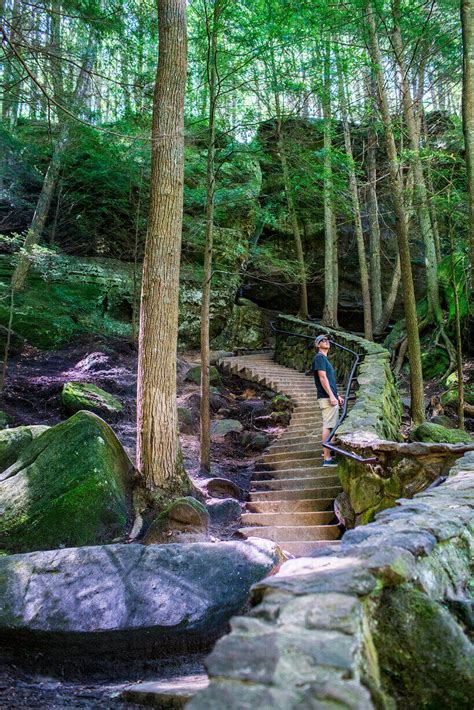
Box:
[322,44,338,327]
[461,0,474,284]
[366,1,424,424]
[136,0,191,495]
[366,73,383,331]
[337,54,373,339]
[200,0,223,473]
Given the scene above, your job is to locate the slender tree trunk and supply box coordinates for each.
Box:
[366,1,424,424]
[136,0,191,495]
[461,0,474,284]
[322,44,338,327]
[392,1,442,322]
[337,55,373,339]
[366,74,383,332]
[269,49,309,319]
[378,253,401,332]
[10,38,96,292]
[200,0,222,473]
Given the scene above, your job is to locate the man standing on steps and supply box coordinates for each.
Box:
[312,335,344,467]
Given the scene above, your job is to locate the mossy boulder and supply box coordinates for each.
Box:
[0,424,49,472]
[0,411,133,553]
[143,497,210,544]
[61,382,123,418]
[411,422,472,444]
[184,365,221,386]
[421,347,450,379]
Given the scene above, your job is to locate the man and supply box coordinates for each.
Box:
[312,334,344,467]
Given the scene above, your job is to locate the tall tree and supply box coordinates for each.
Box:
[200,0,225,473]
[366,1,425,424]
[337,51,373,339]
[136,0,192,495]
[461,0,474,284]
[321,43,338,327]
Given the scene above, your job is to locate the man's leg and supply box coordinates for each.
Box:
[322,426,331,461]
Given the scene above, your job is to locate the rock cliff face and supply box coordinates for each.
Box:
[0,254,240,351]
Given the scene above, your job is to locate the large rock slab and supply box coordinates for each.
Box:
[0,411,133,553]
[0,539,281,658]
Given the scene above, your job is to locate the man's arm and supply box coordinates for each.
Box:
[317,370,338,406]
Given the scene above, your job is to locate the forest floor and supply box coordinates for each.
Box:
[0,335,289,707]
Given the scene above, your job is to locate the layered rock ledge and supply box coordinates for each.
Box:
[189,452,474,709]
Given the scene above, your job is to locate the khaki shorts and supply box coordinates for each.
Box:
[318,398,339,429]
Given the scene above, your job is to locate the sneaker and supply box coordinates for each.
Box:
[323,458,338,467]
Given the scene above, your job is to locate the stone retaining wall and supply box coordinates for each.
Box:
[188,452,474,709]
[274,315,474,525]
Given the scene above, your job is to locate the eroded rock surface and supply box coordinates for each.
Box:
[0,539,281,658]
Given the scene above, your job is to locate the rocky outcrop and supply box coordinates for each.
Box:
[0,411,133,553]
[212,298,267,350]
[0,254,243,351]
[189,453,474,709]
[0,539,282,660]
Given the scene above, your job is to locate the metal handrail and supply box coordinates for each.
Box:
[270,321,377,464]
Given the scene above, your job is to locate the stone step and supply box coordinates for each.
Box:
[246,498,335,513]
[251,475,340,491]
[121,674,209,707]
[254,467,335,481]
[239,524,340,542]
[262,449,323,464]
[269,441,322,453]
[281,540,342,556]
[241,511,335,527]
[257,457,329,471]
[249,485,342,501]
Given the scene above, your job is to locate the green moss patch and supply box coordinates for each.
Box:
[411,422,472,444]
[61,382,123,417]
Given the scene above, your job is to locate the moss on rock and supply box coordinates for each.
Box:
[440,387,474,408]
[0,411,133,553]
[373,587,474,708]
[213,298,266,350]
[184,365,221,386]
[61,382,123,417]
[411,422,472,444]
[0,425,49,472]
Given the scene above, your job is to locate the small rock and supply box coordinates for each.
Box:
[185,365,220,386]
[61,382,123,418]
[207,498,241,526]
[270,411,291,426]
[206,478,241,500]
[211,419,243,436]
[334,491,356,529]
[240,431,269,451]
[0,411,11,429]
[143,497,210,544]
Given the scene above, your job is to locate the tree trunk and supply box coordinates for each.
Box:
[366,1,424,424]
[366,73,383,331]
[136,0,191,495]
[269,49,309,320]
[10,38,96,292]
[391,0,442,322]
[461,0,474,284]
[337,54,373,340]
[200,0,222,473]
[322,44,338,327]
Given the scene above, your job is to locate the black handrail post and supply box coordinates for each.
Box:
[270,320,377,465]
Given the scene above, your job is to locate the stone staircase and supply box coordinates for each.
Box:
[218,352,342,556]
